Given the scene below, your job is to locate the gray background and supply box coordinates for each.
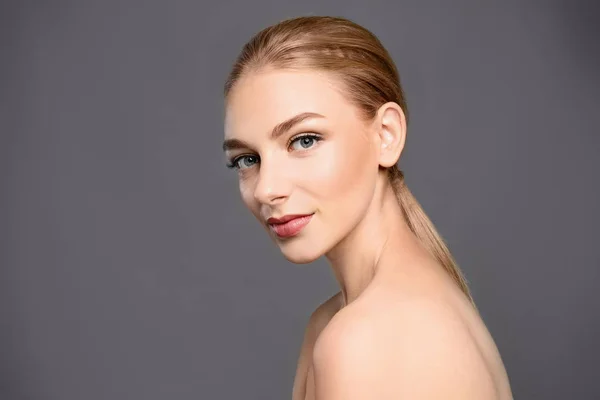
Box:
[1,0,599,399]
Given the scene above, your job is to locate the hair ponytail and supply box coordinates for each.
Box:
[388,167,477,308]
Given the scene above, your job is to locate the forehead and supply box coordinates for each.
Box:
[224,69,357,139]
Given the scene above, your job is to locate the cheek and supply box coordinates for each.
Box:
[301,138,376,207]
[238,177,261,216]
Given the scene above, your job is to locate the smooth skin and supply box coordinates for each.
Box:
[224,68,513,399]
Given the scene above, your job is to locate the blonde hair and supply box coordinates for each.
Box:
[224,15,476,307]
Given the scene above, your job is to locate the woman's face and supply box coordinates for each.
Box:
[223,69,381,263]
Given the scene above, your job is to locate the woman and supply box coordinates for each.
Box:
[222,15,513,399]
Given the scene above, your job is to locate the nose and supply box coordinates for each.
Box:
[253,160,290,205]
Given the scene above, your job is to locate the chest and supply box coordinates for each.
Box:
[292,362,316,400]
[292,334,321,400]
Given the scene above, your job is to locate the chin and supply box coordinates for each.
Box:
[277,241,324,264]
[279,248,321,264]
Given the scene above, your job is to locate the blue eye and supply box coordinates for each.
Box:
[226,134,321,170]
[290,134,321,151]
[228,155,259,170]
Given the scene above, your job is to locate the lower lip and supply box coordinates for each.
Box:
[269,215,313,238]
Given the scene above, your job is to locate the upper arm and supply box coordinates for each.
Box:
[312,299,498,400]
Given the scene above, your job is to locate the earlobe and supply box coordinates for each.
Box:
[377,102,406,168]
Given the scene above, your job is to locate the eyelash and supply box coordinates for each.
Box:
[226,133,323,170]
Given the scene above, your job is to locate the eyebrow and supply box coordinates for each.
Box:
[222,111,325,151]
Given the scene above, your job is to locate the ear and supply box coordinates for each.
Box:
[374,102,407,168]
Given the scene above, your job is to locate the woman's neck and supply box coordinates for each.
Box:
[325,182,428,307]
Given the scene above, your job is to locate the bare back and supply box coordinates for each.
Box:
[291,263,513,400]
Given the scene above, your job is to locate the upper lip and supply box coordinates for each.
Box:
[267,214,313,224]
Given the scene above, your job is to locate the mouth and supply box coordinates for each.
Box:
[267,214,314,238]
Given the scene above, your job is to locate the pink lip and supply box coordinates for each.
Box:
[267,214,313,238]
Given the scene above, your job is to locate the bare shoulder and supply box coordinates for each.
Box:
[305,291,344,340]
[295,290,344,363]
[312,294,504,399]
[309,292,343,328]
